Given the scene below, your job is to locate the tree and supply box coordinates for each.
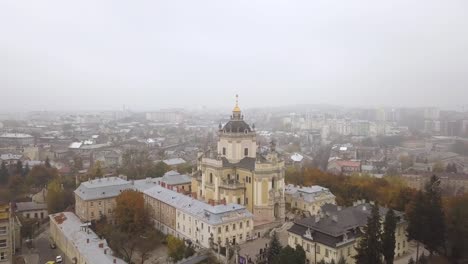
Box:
[354,203,383,264]
[382,209,397,264]
[337,256,347,264]
[407,257,415,264]
[45,156,51,168]
[27,165,58,187]
[150,161,170,178]
[276,245,305,264]
[0,161,9,185]
[432,161,444,173]
[89,160,104,178]
[167,235,186,261]
[267,231,282,264]
[114,190,147,233]
[108,229,139,262]
[23,163,30,177]
[47,178,65,213]
[138,229,162,264]
[406,191,426,262]
[423,175,445,255]
[15,160,23,176]
[445,193,468,261]
[8,175,25,200]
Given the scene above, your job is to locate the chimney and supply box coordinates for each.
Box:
[87,238,89,243]
[99,243,104,248]
[104,249,108,255]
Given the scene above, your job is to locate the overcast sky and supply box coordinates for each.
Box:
[1,0,468,111]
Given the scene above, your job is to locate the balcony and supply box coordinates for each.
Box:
[219,179,245,190]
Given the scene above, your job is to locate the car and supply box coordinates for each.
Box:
[55,255,63,263]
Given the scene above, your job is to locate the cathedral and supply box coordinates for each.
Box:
[192,96,285,225]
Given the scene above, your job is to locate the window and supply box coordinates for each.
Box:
[0,227,6,235]
[218,227,221,233]
[398,243,400,250]
[294,237,298,244]
[0,239,6,248]
[306,243,310,252]
[272,178,275,188]
[223,147,226,155]
[208,226,210,233]
[317,245,321,254]
[98,201,102,206]
[244,148,248,156]
[245,197,248,205]
[233,223,236,230]
[91,212,94,218]
[325,249,329,257]
[237,198,241,204]
[90,202,94,207]
[403,241,406,248]
[240,234,243,240]
[246,220,250,227]
[225,226,229,232]
[227,174,231,180]
[0,252,5,260]
[210,173,213,183]
[201,223,204,230]
[240,222,243,229]
[236,174,239,181]
[26,213,30,219]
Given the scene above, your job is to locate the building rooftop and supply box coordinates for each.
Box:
[15,201,47,212]
[0,133,33,138]
[159,170,192,186]
[163,158,186,166]
[74,177,134,201]
[144,185,253,225]
[50,212,125,264]
[285,184,335,203]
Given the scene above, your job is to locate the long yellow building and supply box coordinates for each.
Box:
[192,96,285,225]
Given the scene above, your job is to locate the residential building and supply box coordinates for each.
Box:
[49,212,125,264]
[327,158,361,175]
[157,170,192,194]
[15,202,48,220]
[0,203,16,264]
[0,133,34,146]
[284,185,336,216]
[287,201,408,264]
[144,185,254,248]
[192,97,285,225]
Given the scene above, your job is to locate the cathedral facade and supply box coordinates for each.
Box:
[192,97,285,225]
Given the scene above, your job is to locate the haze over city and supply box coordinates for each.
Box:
[2,0,468,111]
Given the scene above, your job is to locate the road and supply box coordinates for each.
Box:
[20,226,72,264]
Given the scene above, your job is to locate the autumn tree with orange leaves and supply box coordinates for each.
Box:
[115,189,148,233]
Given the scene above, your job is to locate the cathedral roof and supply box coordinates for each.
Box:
[222,120,252,133]
[221,157,256,171]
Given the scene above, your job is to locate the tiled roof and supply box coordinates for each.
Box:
[15,201,47,212]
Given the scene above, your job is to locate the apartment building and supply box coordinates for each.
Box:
[144,185,254,249]
[284,184,336,216]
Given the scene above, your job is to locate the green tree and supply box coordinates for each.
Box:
[382,209,397,264]
[27,165,58,187]
[47,178,65,213]
[423,175,445,255]
[150,161,170,178]
[354,203,383,264]
[8,175,25,200]
[406,191,426,262]
[267,231,282,264]
[445,194,468,261]
[15,160,23,176]
[90,161,104,178]
[167,235,186,261]
[0,161,9,185]
[276,245,305,264]
[45,156,51,168]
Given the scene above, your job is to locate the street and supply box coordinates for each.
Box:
[20,226,72,264]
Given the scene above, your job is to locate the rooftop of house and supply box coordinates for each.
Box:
[159,170,191,185]
[163,158,186,166]
[0,153,23,160]
[144,185,253,225]
[49,212,126,264]
[285,184,335,203]
[74,177,134,201]
[15,201,47,212]
[0,133,33,138]
[288,202,405,248]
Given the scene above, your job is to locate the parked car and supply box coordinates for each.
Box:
[55,255,63,263]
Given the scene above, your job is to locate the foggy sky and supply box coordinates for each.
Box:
[1,0,468,111]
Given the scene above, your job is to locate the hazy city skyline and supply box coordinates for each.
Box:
[2,0,468,111]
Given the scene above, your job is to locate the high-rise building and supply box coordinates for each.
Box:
[191,96,285,225]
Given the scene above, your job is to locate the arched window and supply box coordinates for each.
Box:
[222,147,226,155]
[210,173,213,183]
[244,148,248,156]
[272,177,275,188]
